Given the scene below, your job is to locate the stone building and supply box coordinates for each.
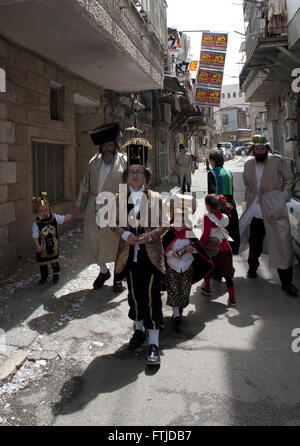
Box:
[0,0,167,274]
[240,0,300,167]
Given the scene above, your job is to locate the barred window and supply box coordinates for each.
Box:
[32,142,64,204]
[50,82,64,121]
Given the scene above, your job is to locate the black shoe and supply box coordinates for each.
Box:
[201,286,211,296]
[113,281,123,293]
[127,330,147,351]
[282,283,298,297]
[39,278,47,285]
[146,344,160,366]
[211,272,222,282]
[247,268,257,279]
[53,274,59,284]
[172,316,181,333]
[93,271,111,289]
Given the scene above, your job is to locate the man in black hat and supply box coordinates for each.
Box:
[74,123,127,293]
[110,138,165,366]
[176,144,195,193]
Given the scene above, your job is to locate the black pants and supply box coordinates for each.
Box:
[127,261,163,330]
[226,204,240,255]
[248,218,293,286]
[39,262,60,280]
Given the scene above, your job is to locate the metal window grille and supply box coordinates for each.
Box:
[32,142,64,204]
[50,85,64,121]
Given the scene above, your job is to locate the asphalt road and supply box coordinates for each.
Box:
[0,157,300,427]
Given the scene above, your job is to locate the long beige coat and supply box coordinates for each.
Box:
[76,152,127,265]
[239,155,296,269]
[176,153,195,187]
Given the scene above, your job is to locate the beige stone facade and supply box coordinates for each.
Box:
[0,38,124,274]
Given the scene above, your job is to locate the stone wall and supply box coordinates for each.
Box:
[0,37,107,274]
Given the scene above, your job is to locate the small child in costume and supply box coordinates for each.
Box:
[200,194,237,306]
[162,207,214,332]
[32,192,73,285]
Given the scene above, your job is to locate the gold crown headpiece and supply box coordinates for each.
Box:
[32,192,49,211]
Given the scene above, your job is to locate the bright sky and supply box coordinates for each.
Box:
[166,0,245,85]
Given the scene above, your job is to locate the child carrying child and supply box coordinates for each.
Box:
[32,192,73,285]
[162,207,214,332]
[200,194,237,306]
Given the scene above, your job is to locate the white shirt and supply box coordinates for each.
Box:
[252,161,264,219]
[166,238,195,273]
[239,160,265,245]
[122,186,147,262]
[32,214,65,239]
[98,160,112,193]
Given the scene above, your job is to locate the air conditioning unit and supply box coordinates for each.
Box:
[284,101,297,120]
[230,135,236,141]
[285,121,297,141]
[160,103,172,124]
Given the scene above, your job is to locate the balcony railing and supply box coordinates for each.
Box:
[245,18,287,64]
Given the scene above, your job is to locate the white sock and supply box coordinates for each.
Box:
[100,264,108,274]
[148,329,159,347]
[172,306,180,318]
[135,320,145,332]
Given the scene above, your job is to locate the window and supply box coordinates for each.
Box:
[222,114,229,125]
[227,93,231,98]
[222,93,225,99]
[233,92,236,98]
[50,82,64,121]
[32,142,64,203]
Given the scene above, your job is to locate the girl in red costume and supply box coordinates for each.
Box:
[200,194,237,306]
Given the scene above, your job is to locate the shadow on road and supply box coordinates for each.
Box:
[28,287,127,335]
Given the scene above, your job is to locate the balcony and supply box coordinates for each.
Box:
[245,17,288,68]
[0,0,167,92]
[240,1,292,101]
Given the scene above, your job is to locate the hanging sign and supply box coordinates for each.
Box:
[196,69,223,89]
[201,33,228,52]
[199,51,226,70]
[194,87,221,107]
[189,61,199,72]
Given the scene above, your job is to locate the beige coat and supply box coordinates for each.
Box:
[240,155,296,269]
[176,153,195,187]
[111,188,166,281]
[76,152,127,265]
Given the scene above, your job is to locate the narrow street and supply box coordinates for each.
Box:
[0,157,300,426]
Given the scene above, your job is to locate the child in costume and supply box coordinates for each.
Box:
[200,194,237,306]
[162,206,214,332]
[32,192,73,284]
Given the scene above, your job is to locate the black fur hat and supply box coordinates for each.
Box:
[90,123,122,145]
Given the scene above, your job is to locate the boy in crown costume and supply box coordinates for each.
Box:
[110,137,165,366]
[32,193,73,284]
